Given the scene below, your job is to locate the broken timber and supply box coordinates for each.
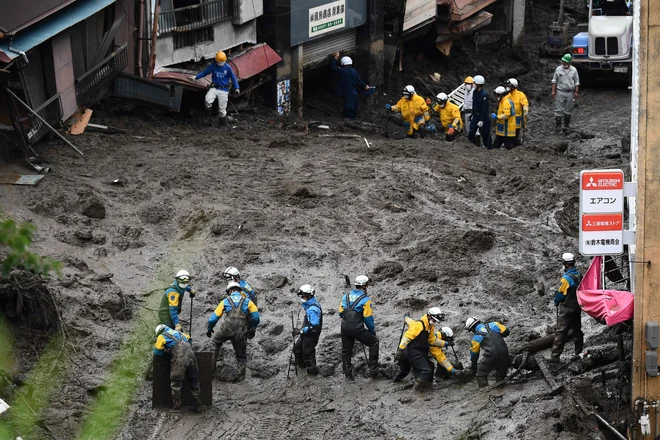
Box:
[535,354,564,395]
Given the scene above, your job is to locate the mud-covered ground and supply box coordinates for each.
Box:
[0,2,633,439]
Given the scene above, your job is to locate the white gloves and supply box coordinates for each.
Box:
[477,121,484,128]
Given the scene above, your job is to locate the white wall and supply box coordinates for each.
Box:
[512,0,525,46]
[234,0,263,25]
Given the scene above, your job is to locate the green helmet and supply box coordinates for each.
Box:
[561,54,573,63]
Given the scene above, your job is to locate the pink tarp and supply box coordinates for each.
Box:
[577,255,634,325]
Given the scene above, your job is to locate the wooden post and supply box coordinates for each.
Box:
[632,0,660,435]
[148,0,160,80]
[296,44,303,118]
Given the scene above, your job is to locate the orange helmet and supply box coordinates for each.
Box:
[215,51,227,63]
[464,76,474,84]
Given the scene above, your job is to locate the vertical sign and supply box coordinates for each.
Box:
[309,0,346,38]
[579,169,625,255]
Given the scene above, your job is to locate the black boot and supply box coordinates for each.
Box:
[564,115,571,128]
[192,389,202,413]
[218,115,227,127]
[574,334,584,356]
[414,379,432,391]
[343,363,354,381]
[234,362,246,382]
[555,116,562,132]
[476,376,489,388]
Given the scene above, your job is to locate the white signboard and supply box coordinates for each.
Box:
[580,213,624,255]
[0,397,9,415]
[309,0,345,38]
[579,169,625,256]
[580,170,624,213]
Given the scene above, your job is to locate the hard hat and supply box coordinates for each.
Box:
[340,56,353,66]
[428,307,445,324]
[222,266,240,280]
[436,92,448,103]
[298,284,315,296]
[226,281,241,293]
[440,326,454,339]
[175,270,190,282]
[402,85,415,97]
[506,78,519,88]
[494,86,507,95]
[155,324,167,336]
[561,252,576,264]
[465,317,481,332]
[464,76,474,84]
[561,53,573,63]
[354,275,369,287]
[215,51,227,63]
[473,75,485,85]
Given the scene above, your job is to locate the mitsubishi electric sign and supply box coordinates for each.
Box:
[309,0,346,37]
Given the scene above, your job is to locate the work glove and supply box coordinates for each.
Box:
[444,339,455,347]
[385,104,391,110]
[292,327,301,337]
[206,329,214,338]
[247,328,256,339]
[477,121,483,128]
[234,89,241,96]
[188,75,196,81]
[175,323,182,331]
[490,113,497,120]
[554,291,565,307]
[394,348,403,363]
[447,127,455,136]
[404,312,410,319]
[185,286,196,298]
[425,97,432,105]
[454,361,464,370]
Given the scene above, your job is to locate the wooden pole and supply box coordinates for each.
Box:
[137,0,145,77]
[148,0,160,80]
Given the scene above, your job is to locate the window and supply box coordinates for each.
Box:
[173,26,214,49]
[595,37,605,55]
[607,37,619,55]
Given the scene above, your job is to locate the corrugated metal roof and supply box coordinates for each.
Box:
[0,0,116,65]
[0,0,76,35]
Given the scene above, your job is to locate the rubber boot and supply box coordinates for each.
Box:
[574,335,584,356]
[234,362,246,382]
[218,115,227,127]
[192,389,202,413]
[172,397,182,411]
[564,115,571,128]
[555,116,563,133]
[495,375,506,384]
[306,360,319,376]
[343,363,354,381]
[551,331,566,362]
[418,124,427,139]
[414,379,432,391]
[393,369,408,382]
[476,376,489,388]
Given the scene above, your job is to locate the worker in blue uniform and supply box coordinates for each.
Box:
[189,51,240,126]
[465,317,510,387]
[467,75,492,149]
[222,266,257,305]
[158,270,195,331]
[550,252,584,362]
[329,52,372,119]
[292,284,323,375]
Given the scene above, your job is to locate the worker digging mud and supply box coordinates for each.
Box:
[465,317,510,387]
[206,281,260,381]
[431,326,463,380]
[339,275,379,380]
[549,253,584,363]
[292,284,323,376]
[505,78,529,145]
[467,75,492,149]
[551,54,580,132]
[462,76,479,143]
[393,309,459,390]
[432,92,463,142]
[159,270,196,331]
[153,324,202,412]
[490,86,518,150]
[189,51,240,127]
[386,85,430,139]
[222,266,257,305]
[329,52,372,119]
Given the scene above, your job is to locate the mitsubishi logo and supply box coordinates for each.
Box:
[586,176,596,187]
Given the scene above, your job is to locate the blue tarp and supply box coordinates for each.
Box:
[0,0,115,64]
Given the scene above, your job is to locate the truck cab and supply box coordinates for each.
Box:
[571,0,633,75]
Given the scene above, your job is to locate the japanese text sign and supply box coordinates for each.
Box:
[579,169,624,255]
[309,0,345,38]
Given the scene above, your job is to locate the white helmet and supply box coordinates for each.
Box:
[473,75,485,85]
[340,56,353,66]
[494,86,507,95]
[428,307,445,324]
[176,269,190,281]
[226,281,241,294]
[402,85,415,97]
[465,317,480,332]
[298,284,315,296]
[222,266,240,280]
[561,253,576,264]
[440,326,454,339]
[155,324,167,336]
[354,275,369,287]
[436,92,448,103]
[506,78,518,88]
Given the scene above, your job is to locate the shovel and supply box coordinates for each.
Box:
[449,344,464,370]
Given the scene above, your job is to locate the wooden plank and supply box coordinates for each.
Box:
[0,174,44,185]
[534,354,564,395]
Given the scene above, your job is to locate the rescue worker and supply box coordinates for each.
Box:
[222,266,257,305]
[467,75,492,149]
[159,270,195,331]
[386,85,430,138]
[550,253,584,363]
[432,92,463,142]
[465,317,510,387]
[292,284,323,376]
[394,310,458,390]
[462,76,479,143]
[153,324,201,411]
[339,275,379,380]
[432,326,462,379]
[206,281,260,381]
[505,78,529,145]
[329,52,371,119]
[551,54,580,131]
[490,86,517,150]
[189,51,240,126]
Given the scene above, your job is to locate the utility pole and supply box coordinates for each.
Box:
[631,0,660,436]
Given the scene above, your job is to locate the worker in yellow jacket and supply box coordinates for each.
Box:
[433,92,463,142]
[505,78,529,145]
[490,86,517,150]
[386,85,430,138]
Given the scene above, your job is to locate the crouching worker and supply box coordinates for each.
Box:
[386,85,430,138]
[207,281,260,382]
[292,284,323,375]
[465,317,510,387]
[154,324,201,411]
[431,326,463,379]
[433,93,463,142]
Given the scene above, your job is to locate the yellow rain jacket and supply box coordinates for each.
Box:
[400,315,450,370]
[509,89,529,129]
[432,101,463,133]
[392,94,430,135]
[495,94,517,137]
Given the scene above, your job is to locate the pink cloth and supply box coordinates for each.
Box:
[577,256,634,325]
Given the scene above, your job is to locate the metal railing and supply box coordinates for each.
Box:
[19,92,63,144]
[158,0,235,34]
[76,43,128,106]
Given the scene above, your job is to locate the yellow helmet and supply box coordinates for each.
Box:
[464,76,474,84]
[215,51,227,63]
